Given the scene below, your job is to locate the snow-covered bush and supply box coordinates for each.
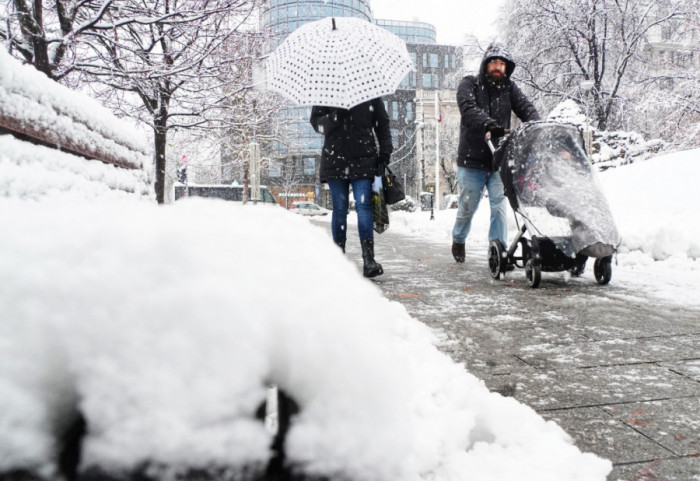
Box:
[390,195,418,212]
[547,100,666,170]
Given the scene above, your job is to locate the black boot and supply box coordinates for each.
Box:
[335,240,345,254]
[361,238,383,278]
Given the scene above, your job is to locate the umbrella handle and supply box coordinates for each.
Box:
[332,18,336,30]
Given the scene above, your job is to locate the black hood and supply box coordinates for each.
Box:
[480,43,516,80]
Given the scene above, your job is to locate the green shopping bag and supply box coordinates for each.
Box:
[372,182,390,234]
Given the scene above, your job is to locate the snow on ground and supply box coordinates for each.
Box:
[1,143,695,481]
[387,148,700,308]
[0,197,610,481]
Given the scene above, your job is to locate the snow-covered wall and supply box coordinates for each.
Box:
[0,49,152,199]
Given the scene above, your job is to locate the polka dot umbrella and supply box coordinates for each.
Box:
[265,16,415,109]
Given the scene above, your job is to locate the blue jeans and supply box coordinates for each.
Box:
[452,166,508,246]
[327,178,373,244]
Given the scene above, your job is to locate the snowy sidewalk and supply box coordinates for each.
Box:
[335,223,700,481]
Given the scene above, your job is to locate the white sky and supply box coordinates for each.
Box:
[370,0,506,45]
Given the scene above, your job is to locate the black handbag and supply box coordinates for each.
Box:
[382,166,405,205]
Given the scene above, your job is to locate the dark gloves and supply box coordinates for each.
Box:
[377,153,390,175]
[486,122,506,138]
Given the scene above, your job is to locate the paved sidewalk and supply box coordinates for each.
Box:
[340,226,700,481]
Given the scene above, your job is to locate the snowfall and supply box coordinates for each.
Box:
[1,48,699,481]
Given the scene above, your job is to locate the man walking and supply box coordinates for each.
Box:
[451,43,540,263]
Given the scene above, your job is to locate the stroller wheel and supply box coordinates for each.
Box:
[488,239,507,280]
[593,256,612,285]
[525,258,541,288]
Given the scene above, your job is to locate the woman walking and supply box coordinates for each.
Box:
[310,97,393,278]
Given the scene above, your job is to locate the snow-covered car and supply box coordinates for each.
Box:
[292,201,330,216]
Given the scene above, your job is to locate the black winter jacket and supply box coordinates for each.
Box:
[456,44,540,171]
[310,98,393,183]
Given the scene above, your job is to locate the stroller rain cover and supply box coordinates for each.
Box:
[494,122,620,258]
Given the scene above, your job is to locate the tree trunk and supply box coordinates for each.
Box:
[154,116,168,204]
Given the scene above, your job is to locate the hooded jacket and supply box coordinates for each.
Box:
[310,98,393,183]
[456,43,540,171]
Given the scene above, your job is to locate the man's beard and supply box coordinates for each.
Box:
[487,71,505,83]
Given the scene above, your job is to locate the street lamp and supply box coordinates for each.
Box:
[430,187,434,221]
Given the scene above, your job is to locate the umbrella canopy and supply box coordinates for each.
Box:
[265,16,415,109]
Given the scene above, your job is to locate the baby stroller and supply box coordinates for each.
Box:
[487,121,620,288]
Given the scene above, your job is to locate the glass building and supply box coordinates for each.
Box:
[374,19,436,45]
[258,0,461,205]
[263,0,371,48]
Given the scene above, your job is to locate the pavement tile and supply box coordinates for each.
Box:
[602,398,700,457]
[661,359,700,383]
[563,309,700,341]
[668,333,700,350]
[539,407,674,464]
[501,364,700,410]
[609,456,700,481]
[516,338,700,369]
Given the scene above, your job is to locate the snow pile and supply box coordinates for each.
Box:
[547,100,665,170]
[0,49,150,170]
[597,149,700,261]
[0,136,152,200]
[0,198,611,481]
[546,99,588,128]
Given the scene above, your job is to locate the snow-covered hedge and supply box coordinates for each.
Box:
[0,49,152,199]
[0,198,611,481]
[0,136,152,200]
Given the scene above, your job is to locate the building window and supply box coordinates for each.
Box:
[303,157,315,175]
[406,102,414,121]
[422,72,439,89]
[391,101,400,120]
[429,53,438,68]
[269,160,282,177]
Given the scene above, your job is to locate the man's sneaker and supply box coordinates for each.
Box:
[451,242,465,263]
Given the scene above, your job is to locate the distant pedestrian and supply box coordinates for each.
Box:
[310,97,393,278]
[451,43,540,263]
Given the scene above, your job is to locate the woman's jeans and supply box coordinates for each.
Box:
[451,166,508,246]
[327,178,373,244]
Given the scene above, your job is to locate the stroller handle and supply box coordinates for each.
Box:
[485,129,509,154]
[485,131,496,154]
[486,138,496,154]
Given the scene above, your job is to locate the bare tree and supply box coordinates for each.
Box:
[72,0,261,203]
[1,0,115,81]
[501,0,692,131]
[438,122,459,195]
[630,7,700,148]
[268,157,305,209]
